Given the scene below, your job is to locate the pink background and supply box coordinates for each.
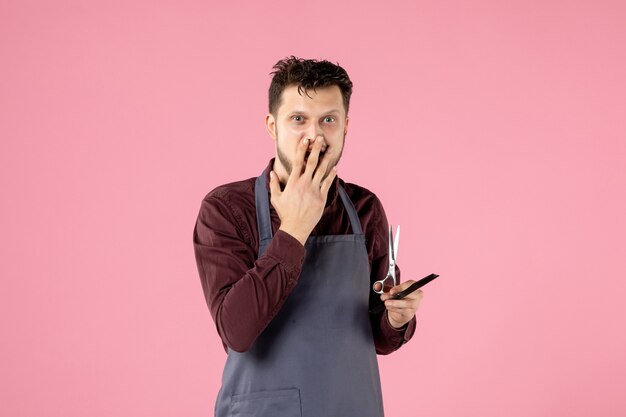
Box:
[1,0,625,416]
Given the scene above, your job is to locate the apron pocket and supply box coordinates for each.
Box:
[230,388,302,417]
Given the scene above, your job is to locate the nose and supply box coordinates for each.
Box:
[304,123,326,149]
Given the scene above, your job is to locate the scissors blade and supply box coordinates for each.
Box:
[388,225,395,263]
[394,225,400,260]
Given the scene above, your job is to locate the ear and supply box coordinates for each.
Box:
[265,113,277,141]
[344,115,349,137]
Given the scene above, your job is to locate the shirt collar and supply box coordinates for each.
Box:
[263,157,340,208]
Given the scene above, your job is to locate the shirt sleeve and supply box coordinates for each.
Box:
[193,192,306,353]
[368,195,417,355]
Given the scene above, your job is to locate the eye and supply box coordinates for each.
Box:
[324,116,335,123]
[292,115,303,122]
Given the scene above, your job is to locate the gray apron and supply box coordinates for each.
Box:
[214,169,385,417]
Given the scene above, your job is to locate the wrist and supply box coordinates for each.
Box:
[386,311,407,330]
[278,225,308,246]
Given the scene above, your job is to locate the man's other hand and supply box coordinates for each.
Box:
[380,281,424,329]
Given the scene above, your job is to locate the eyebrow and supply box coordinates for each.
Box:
[288,109,341,116]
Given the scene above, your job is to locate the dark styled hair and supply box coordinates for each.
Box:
[268,55,353,117]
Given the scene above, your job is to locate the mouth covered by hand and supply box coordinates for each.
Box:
[305,149,326,161]
[304,143,327,162]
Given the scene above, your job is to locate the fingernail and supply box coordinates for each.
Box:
[316,136,323,142]
[302,138,308,144]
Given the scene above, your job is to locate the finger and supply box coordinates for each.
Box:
[385,306,412,317]
[312,152,331,185]
[291,138,309,179]
[386,299,421,314]
[387,303,415,312]
[385,299,412,309]
[389,280,416,295]
[320,165,337,196]
[403,289,424,301]
[269,170,282,199]
[304,135,324,178]
[391,290,424,306]
[388,294,421,306]
[392,289,424,304]
[380,287,402,301]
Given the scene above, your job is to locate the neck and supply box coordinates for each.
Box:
[272,158,290,185]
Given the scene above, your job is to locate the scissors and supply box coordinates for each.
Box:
[372,225,400,294]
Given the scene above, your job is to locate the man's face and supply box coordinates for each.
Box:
[265,84,349,182]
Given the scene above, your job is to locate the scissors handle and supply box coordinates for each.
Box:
[373,276,395,294]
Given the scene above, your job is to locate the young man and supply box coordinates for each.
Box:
[193,56,424,417]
